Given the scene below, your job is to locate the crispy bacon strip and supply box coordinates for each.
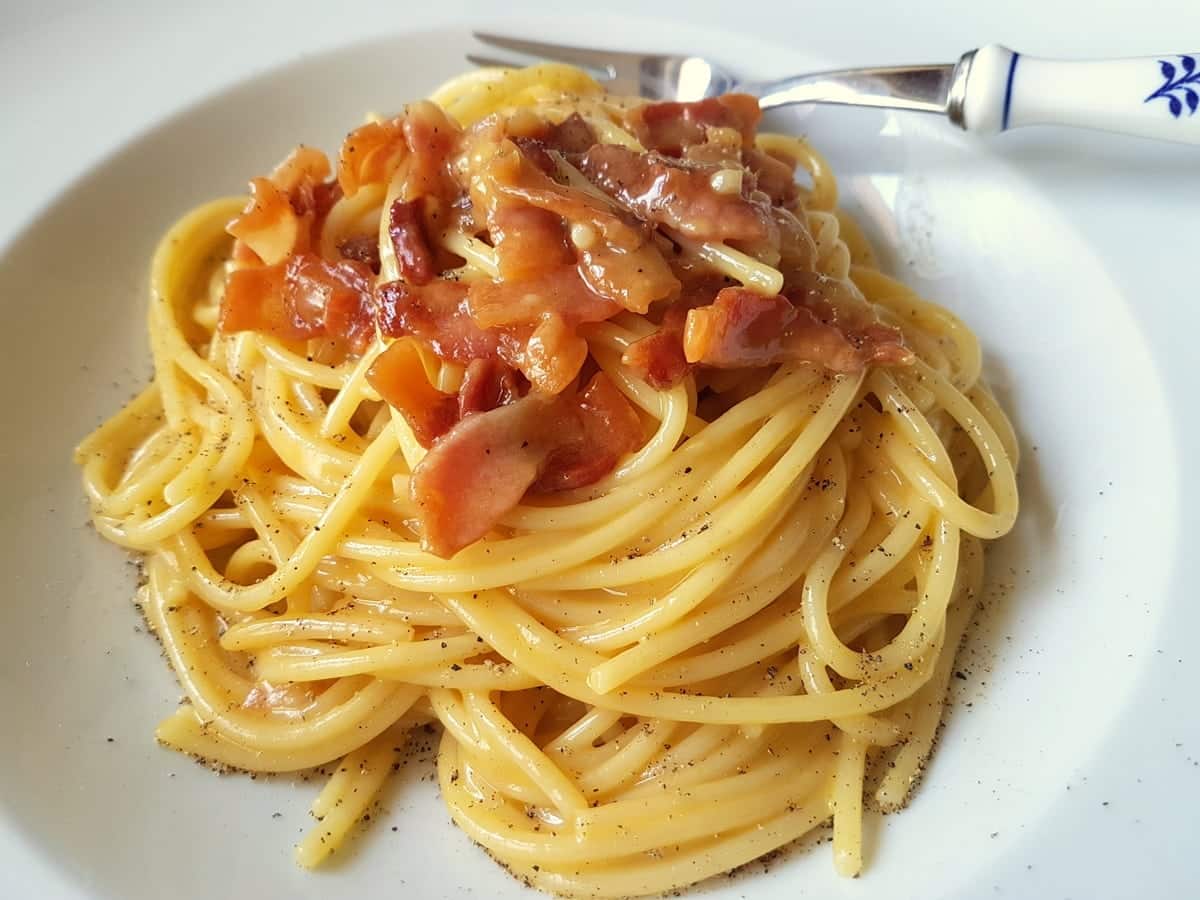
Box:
[229,147,335,264]
[487,141,681,311]
[511,112,599,172]
[410,394,551,558]
[621,277,727,388]
[532,372,643,493]
[683,285,912,373]
[227,177,301,265]
[579,145,774,244]
[482,141,646,252]
[410,373,642,557]
[467,267,619,329]
[220,253,375,350]
[518,313,590,396]
[338,118,407,197]
[337,235,381,273]
[622,331,690,389]
[378,273,603,395]
[388,199,437,285]
[544,113,599,154]
[467,264,621,394]
[402,100,461,200]
[375,280,501,363]
[744,148,799,205]
[368,343,528,449]
[474,136,680,312]
[220,264,291,335]
[458,358,527,417]
[683,289,797,368]
[338,101,462,200]
[576,240,680,314]
[490,206,573,281]
[629,95,762,155]
[367,340,459,446]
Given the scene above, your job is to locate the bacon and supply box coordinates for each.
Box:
[682,285,913,373]
[312,180,344,221]
[490,206,573,281]
[630,94,762,156]
[546,113,599,154]
[220,253,375,349]
[220,264,292,336]
[402,100,462,200]
[675,133,797,205]
[458,358,527,418]
[337,235,381,273]
[512,113,599,174]
[576,240,680,314]
[467,266,619,329]
[775,206,819,273]
[484,160,678,313]
[272,145,332,196]
[578,145,774,244]
[621,277,725,387]
[338,117,407,198]
[378,272,608,394]
[622,331,690,389]
[680,128,744,168]
[369,343,528,449]
[388,198,436,285]
[410,392,555,557]
[473,138,679,312]
[289,254,376,349]
[410,373,642,557]
[683,289,797,368]
[227,178,301,266]
[229,146,337,264]
[744,148,798,205]
[467,266,621,393]
[511,136,557,175]
[787,274,913,369]
[375,280,500,363]
[519,313,590,395]
[367,340,459,446]
[532,372,643,493]
[338,102,461,200]
[483,142,645,252]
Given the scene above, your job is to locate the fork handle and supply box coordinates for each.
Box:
[958,44,1200,144]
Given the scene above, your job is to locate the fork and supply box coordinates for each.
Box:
[471,33,1200,145]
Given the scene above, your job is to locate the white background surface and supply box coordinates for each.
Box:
[2,2,1199,898]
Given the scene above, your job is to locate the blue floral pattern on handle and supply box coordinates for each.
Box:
[1145,55,1200,118]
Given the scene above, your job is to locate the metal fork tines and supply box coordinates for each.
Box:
[471,32,738,101]
[471,31,960,115]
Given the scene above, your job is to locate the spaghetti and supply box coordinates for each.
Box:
[75,63,1019,897]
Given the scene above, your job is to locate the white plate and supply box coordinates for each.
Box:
[2,7,1198,899]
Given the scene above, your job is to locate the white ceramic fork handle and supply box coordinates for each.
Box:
[958,44,1200,144]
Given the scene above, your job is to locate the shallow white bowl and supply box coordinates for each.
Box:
[1,16,1196,900]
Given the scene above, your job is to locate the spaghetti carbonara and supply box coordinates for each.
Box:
[75,63,1019,897]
